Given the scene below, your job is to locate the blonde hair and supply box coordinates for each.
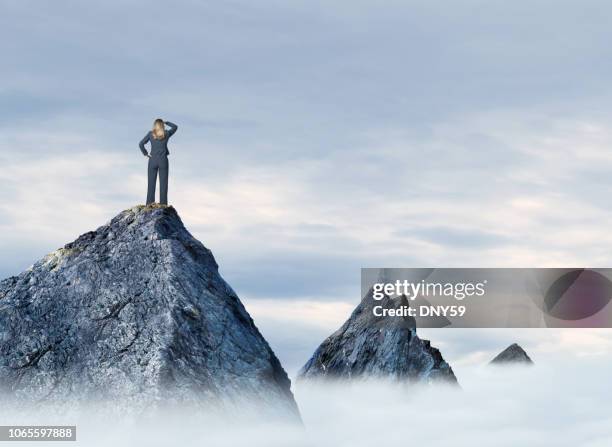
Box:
[152,118,165,139]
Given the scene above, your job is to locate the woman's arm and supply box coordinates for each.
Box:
[165,121,178,138]
[139,132,151,156]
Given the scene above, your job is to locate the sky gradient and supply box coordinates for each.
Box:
[3,1,612,374]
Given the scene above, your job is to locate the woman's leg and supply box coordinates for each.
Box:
[146,158,158,205]
[159,156,169,205]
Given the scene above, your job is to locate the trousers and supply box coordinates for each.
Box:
[146,155,169,205]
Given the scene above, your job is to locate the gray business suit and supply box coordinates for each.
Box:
[139,121,178,205]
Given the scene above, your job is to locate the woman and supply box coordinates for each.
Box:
[139,119,178,205]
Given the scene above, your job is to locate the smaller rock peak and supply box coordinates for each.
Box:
[490,343,533,365]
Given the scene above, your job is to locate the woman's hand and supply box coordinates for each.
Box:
[164,121,178,137]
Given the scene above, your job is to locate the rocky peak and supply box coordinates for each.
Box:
[298,288,457,384]
[490,343,533,365]
[0,204,298,417]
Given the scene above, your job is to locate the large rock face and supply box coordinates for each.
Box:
[490,343,533,365]
[298,292,457,384]
[0,205,298,416]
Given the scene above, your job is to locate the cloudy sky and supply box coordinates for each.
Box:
[3,1,612,374]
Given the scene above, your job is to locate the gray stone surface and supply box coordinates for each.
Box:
[0,205,298,416]
[298,291,457,384]
[490,343,533,365]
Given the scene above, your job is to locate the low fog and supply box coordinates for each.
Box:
[2,353,611,447]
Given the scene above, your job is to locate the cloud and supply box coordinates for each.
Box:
[419,327,612,371]
[399,226,511,248]
[243,298,355,376]
[294,360,612,447]
[4,358,612,446]
[5,0,612,366]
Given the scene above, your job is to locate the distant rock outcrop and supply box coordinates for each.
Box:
[0,205,298,417]
[490,343,533,365]
[298,291,457,384]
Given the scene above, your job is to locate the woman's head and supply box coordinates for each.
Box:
[152,118,165,139]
